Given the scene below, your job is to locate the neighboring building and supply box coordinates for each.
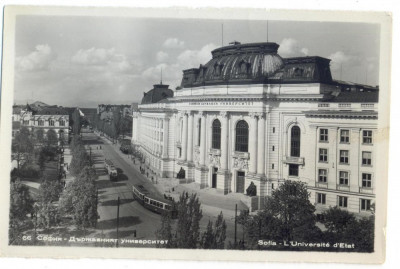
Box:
[131,41,377,215]
[12,103,70,142]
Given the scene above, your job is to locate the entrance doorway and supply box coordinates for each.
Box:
[212,167,218,188]
[236,171,245,193]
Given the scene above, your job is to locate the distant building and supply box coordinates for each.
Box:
[132,41,377,215]
[12,103,70,143]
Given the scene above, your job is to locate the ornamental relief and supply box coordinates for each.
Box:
[233,157,249,171]
[209,154,221,168]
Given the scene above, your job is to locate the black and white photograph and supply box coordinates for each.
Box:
[0,5,392,264]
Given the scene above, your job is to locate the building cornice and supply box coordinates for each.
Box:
[304,110,378,119]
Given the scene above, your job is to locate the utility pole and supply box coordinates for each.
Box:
[234,203,237,247]
[116,196,120,248]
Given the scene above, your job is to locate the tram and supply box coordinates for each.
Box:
[104,159,118,181]
[132,184,177,218]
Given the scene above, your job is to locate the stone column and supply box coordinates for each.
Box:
[181,112,188,161]
[249,112,258,174]
[257,113,265,175]
[199,112,207,166]
[187,112,194,162]
[162,118,169,158]
[220,112,229,170]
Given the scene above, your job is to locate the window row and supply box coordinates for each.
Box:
[319,149,372,165]
[318,169,372,188]
[23,119,66,126]
[316,193,372,211]
[319,129,373,144]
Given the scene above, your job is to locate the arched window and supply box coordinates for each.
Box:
[49,119,54,126]
[290,126,301,157]
[38,120,44,126]
[212,119,221,149]
[59,120,65,126]
[235,120,249,152]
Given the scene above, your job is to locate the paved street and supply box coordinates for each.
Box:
[80,130,243,246]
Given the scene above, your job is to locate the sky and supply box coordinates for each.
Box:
[14,16,380,107]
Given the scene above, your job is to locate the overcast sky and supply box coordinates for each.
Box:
[14,16,380,107]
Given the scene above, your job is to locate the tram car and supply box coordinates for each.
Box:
[132,184,177,218]
[104,159,118,181]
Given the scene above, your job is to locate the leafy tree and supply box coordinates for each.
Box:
[59,170,98,229]
[12,127,34,169]
[35,129,45,144]
[34,174,63,229]
[175,192,203,248]
[155,212,175,248]
[70,144,89,177]
[200,211,227,249]
[343,216,374,252]
[263,180,318,241]
[321,206,356,235]
[46,129,58,146]
[39,174,63,204]
[77,166,97,183]
[9,179,34,244]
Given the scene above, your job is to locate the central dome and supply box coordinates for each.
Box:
[180,42,285,87]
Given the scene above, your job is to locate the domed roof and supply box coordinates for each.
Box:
[141,84,174,105]
[181,42,285,87]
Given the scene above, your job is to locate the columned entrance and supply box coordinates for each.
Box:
[236,171,245,193]
[212,167,218,188]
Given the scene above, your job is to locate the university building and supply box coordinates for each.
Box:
[131,41,378,214]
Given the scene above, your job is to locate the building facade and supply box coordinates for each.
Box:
[12,104,70,142]
[132,42,377,214]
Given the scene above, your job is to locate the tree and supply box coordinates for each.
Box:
[70,143,89,177]
[9,179,34,244]
[175,192,203,248]
[321,206,356,235]
[343,216,374,252]
[59,170,98,229]
[35,174,63,229]
[263,180,318,241]
[155,212,175,248]
[12,127,34,169]
[241,180,320,249]
[46,129,58,147]
[35,129,45,144]
[200,211,227,249]
[321,206,374,252]
[39,174,63,204]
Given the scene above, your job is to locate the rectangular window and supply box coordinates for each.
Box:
[362,151,372,166]
[319,148,328,162]
[339,171,349,185]
[362,173,372,188]
[340,150,349,164]
[361,199,371,211]
[317,193,326,204]
[319,128,328,142]
[340,130,350,143]
[363,130,373,144]
[289,164,299,177]
[318,169,327,182]
[338,196,348,208]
